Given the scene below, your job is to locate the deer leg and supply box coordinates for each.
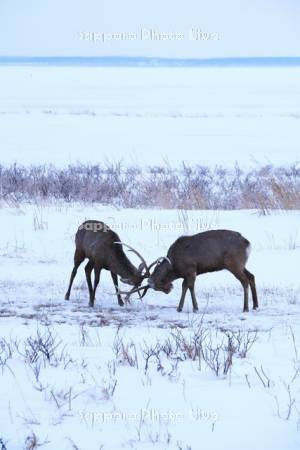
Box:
[244,268,258,310]
[84,260,94,307]
[177,279,188,312]
[91,265,101,306]
[230,270,249,312]
[186,273,198,312]
[111,272,124,306]
[65,250,84,300]
[189,284,199,312]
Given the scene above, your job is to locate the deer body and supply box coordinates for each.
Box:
[65,220,144,307]
[148,230,258,313]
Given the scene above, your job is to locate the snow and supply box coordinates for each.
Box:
[0,61,300,448]
[0,203,300,449]
[0,65,300,167]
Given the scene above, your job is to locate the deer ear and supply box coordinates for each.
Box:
[138,262,146,273]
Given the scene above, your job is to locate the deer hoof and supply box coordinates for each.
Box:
[177,307,182,313]
[88,301,94,308]
[118,300,125,307]
[64,294,69,301]
[243,308,249,313]
[193,307,199,313]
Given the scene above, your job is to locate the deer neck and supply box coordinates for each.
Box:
[110,253,137,281]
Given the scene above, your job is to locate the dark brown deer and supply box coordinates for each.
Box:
[65,220,149,307]
[131,230,258,313]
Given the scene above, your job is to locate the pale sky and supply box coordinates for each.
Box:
[0,0,299,58]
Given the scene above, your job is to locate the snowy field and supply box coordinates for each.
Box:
[0,202,300,449]
[0,65,300,167]
[0,63,300,449]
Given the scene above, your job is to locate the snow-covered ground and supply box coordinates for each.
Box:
[0,202,300,449]
[1,62,300,449]
[0,65,300,167]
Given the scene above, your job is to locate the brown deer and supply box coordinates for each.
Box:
[126,229,258,313]
[65,220,149,307]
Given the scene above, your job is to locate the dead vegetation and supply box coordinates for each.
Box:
[0,162,299,210]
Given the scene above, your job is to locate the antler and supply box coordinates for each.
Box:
[115,284,149,303]
[112,245,172,302]
[113,255,171,302]
[146,256,172,272]
[115,242,172,278]
[114,242,150,276]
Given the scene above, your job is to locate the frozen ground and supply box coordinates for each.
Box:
[0,65,300,167]
[1,62,299,450]
[0,202,300,449]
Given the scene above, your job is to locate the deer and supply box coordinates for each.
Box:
[123,229,258,313]
[65,220,149,307]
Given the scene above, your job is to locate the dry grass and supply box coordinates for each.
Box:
[0,162,299,210]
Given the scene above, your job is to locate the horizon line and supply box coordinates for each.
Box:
[1,55,300,67]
